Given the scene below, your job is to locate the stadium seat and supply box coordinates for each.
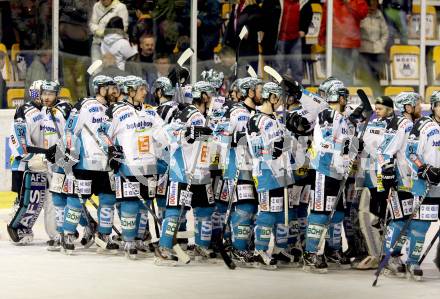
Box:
[11,44,20,63]
[7,88,25,108]
[0,43,13,81]
[305,4,323,45]
[409,5,437,40]
[431,46,440,83]
[311,45,326,84]
[384,86,415,98]
[347,86,374,105]
[59,88,72,101]
[389,45,420,85]
[425,86,440,101]
[306,86,319,94]
[221,3,232,19]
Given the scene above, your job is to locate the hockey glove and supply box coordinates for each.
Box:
[231,131,246,148]
[272,137,284,160]
[185,126,213,144]
[108,145,124,173]
[286,112,311,135]
[381,162,397,190]
[281,74,303,101]
[45,144,58,164]
[417,164,440,185]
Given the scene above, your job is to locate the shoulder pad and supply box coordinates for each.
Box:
[14,102,39,121]
[318,108,335,126]
[175,105,198,123]
[106,102,126,120]
[54,101,72,119]
[247,113,265,134]
[410,116,433,138]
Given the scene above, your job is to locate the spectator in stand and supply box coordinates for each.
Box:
[197,0,221,61]
[24,46,52,101]
[153,0,190,55]
[0,1,16,49]
[129,0,154,46]
[224,0,264,78]
[145,53,171,101]
[382,0,411,46]
[319,0,368,85]
[10,0,39,51]
[261,0,281,62]
[214,46,236,96]
[138,34,156,63]
[101,16,138,71]
[274,0,313,83]
[89,53,128,96]
[89,0,129,62]
[358,0,389,95]
[60,0,95,101]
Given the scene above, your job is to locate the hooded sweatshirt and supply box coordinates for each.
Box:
[101,31,137,71]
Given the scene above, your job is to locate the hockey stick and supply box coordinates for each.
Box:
[372,153,429,287]
[233,26,249,80]
[87,60,103,76]
[263,65,289,227]
[247,65,258,79]
[417,226,439,266]
[83,124,163,228]
[317,89,373,251]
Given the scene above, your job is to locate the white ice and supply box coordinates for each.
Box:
[0,209,438,299]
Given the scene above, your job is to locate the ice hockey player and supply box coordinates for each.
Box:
[37,81,92,251]
[429,91,440,271]
[352,95,395,270]
[246,81,294,270]
[7,80,50,245]
[217,77,263,267]
[303,79,351,273]
[378,92,420,278]
[59,75,119,254]
[114,76,127,102]
[102,76,168,259]
[155,81,216,266]
[397,92,440,280]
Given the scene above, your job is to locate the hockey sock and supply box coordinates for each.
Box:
[120,201,139,242]
[383,220,406,256]
[328,211,344,251]
[52,193,66,233]
[194,206,215,248]
[406,220,430,265]
[288,207,299,246]
[298,203,308,247]
[156,196,166,221]
[231,203,255,250]
[97,193,116,235]
[255,211,276,251]
[159,208,181,249]
[63,196,82,234]
[136,201,149,239]
[212,201,228,244]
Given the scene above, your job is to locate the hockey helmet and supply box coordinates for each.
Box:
[40,80,60,94]
[262,82,283,100]
[394,92,420,112]
[113,76,126,92]
[93,75,116,94]
[200,69,225,90]
[29,80,44,99]
[318,76,338,97]
[123,76,148,94]
[325,80,348,103]
[430,91,440,109]
[238,77,263,97]
[152,77,175,97]
[192,81,215,99]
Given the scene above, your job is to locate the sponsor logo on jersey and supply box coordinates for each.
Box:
[119,112,134,122]
[88,107,99,113]
[432,140,440,147]
[32,114,43,122]
[126,120,153,130]
[92,117,103,123]
[427,129,440,138]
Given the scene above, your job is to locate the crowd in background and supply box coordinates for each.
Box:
[0,0,413,105]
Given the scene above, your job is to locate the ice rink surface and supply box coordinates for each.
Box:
[0,210,438,299]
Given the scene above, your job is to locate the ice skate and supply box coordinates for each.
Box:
[135,238,155,257]
[61,233,75,255]
[272,248,300,268]
[193,245,217,263]
[383,255,406,278]
[303,252,328,274]
[80,224,96,249]
[231,247,255,268]
[124,241,138,260]
[47,235,61,252]
[406,264,423,281]
[154,246,178,266]
[95,233,119,254]
[326,249,351,269]
[253,250,277,270]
